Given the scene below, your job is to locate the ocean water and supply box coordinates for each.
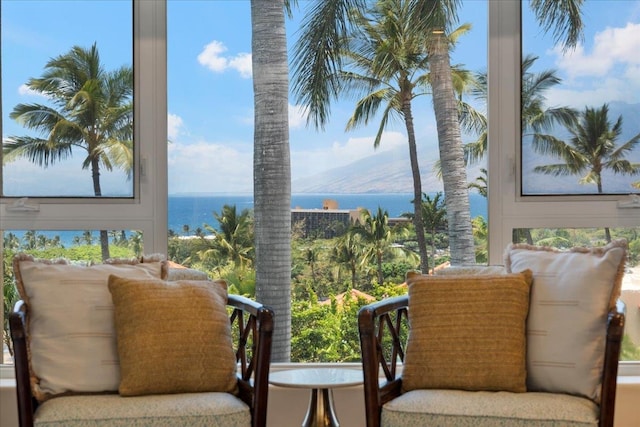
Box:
[5,193,487,247]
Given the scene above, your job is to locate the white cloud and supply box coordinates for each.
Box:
[228,53,252,78]
[197,40,229,73]
[553,22,640,79]
[288,104,308,129]
[546,22,640,107]
[197,40,252,79]
[168,141,253,194]
[167,113,184,141]
[18,84,44,97]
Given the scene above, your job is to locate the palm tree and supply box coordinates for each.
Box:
[464,55,578,165]
[468,167,487,197]
[251,0,292,362]
[421,192,448,270]
[472,215,488,263]
[4,43,133,261]
[342,0,430,274]
[331,232,364,288]
[532,104,640,242]
[200,204,254,268]
[304,247,319,286]
[402,192,448,272]
[350,207,396,286]
[3,233,20,251]
[339,1,473,274]
[407,0,475,265]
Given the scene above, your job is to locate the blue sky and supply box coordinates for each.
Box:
[2,0,640,196]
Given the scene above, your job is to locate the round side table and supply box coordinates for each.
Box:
[269,367,363,427]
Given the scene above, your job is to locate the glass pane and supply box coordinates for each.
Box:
[521,0,640,196]
[168,1,487,362]
[1,0,133,198]
[2,228,143,364]
[512,227,640,362]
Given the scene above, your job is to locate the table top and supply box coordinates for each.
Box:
[269,368,363,389]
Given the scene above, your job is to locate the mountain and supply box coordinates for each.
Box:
[292,144,484,194]
[294,101,640,195]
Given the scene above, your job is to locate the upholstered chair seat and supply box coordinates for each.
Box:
[381,390,599,427]
[28,392,251,427]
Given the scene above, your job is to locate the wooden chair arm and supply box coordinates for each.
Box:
[227,294,274,427]
[9,300,36,427]
[599,300,625,427]
[358,295,409,427]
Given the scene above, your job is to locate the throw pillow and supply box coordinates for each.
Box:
[505,239,627,402]
[108,276,238,396]
[402,269,533,393]
[12,253,168,402]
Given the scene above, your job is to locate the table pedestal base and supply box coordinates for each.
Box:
[302,388,340,427]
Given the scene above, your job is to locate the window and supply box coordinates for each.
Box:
[1,0,168,364]
[2,0,134,198]
[488,1,640,369]
[521,0,640,196]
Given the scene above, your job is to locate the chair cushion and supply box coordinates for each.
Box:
[108,276,238,396]
[12,253,168,402]
[402,270,533,393]
[505,239,626,402]
[33,392,250,427]
[381,389,598,427]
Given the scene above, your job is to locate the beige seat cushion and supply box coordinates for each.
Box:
[12,253,167,401]
[402,270,533,392]
[505,239,626,402]
[108,276,238,396]
[382,389,598,427]
[33,392,250,427]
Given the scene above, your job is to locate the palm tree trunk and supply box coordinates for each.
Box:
[251,0,292,362]
[402,96,430,274]
[376,251,384,285]
[427,32,475,265]
[90,157,111,261]
[597,177,612,243]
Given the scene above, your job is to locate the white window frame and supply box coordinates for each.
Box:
[0,0,168,365]
[487,1,640,258]
[487,0,639,375]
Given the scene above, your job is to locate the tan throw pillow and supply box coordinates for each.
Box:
[12,253,168,402]
[402,270,533,393]
[108,276,238,396]
[505,239,627,402]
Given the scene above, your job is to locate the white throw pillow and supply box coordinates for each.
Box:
[504,239,626,402]
[13,253,167,401]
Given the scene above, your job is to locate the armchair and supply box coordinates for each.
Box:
[359,295,624,427]
[358,240,628,427]
[10,294,274,427]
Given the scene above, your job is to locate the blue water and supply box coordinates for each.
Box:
[5,193,487,247]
